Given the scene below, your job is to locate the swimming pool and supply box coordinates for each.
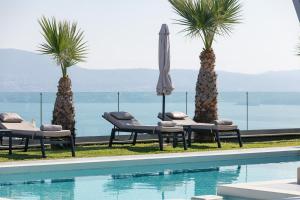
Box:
[0,150,299,200]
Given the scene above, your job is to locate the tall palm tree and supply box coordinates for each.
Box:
[38,16,87,141]
[169,0,242,126]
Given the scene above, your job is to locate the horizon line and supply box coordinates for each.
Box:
[1,48,300,75]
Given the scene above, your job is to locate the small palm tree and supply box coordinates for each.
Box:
[38,16,87,140]
[169,0,242,125]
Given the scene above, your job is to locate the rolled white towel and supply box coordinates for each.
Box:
[158,121,177,127]
[214,120,233,125]
[166,112,187,119]
[40,124,62,131]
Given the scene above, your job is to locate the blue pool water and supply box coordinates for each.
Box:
[0,155,299,200]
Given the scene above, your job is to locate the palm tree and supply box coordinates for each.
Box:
[168,0,242,137]
[38,16,87,141]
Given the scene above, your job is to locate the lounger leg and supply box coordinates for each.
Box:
[109,129,116,148]
[70,136,76,157]
[8,136,12,155]
[173,133,178,148]
[187,127,192,147]
[215,130,222,148]
[129,132,134,140]
[236,129,243,147]
[132,132,138,146]
[158,131,164,151]
[40,138,46,158]
[24,138,29,152]
[0,136,3,146]
[182,132,187,150]
[166,136,170,144]
[19,138,24,145]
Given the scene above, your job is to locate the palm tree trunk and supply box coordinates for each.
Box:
[52,77,76,144]
[194,48,218,142]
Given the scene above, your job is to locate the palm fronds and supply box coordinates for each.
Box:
[38,16,88,77]
[169,0,242,49]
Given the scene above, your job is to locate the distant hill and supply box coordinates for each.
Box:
[0,48,300,92]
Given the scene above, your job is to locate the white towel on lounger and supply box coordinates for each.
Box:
[158,121,177,127]
[214,120,233,125]
[40,124,63,131]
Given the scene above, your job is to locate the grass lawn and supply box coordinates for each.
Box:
[0,139,299,162]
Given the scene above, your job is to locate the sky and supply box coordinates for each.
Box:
[0,0,299,74]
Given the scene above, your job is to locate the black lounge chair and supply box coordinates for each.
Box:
[0,117,75,158]
[158,112,243,148]
[102,112,187,150]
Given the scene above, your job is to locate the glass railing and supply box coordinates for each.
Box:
[0,92,299,137]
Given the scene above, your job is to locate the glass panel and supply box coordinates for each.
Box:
[247,92,300,130]
[0,92,300,136]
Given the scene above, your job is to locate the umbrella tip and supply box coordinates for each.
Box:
[159,24,169,34]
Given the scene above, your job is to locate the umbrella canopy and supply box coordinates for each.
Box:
[156,24,173,96]
[293,0,300,22]
[156,24,173,120]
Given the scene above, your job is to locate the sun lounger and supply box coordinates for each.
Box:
[158,112,243,148]
[102,112,187,150]
[0,113,75,158]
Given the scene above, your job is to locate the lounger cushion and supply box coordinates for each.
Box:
[158,121,177,127]
[166,112,187,119]
[9,129,71,138]
[0,113,23,123]
[190,123,214,130]
[214,124,238,131]
[156,126,183,132]
[161,113,238,131]
[111,112,134,120]
[214,120,233,125]
[103,112,141,129]
[190,123,237,131]
[0,121,71,138]
[41,124,62,131]
[0,121,37,131]
[36,130,71,138]
[119,125,183,133]
[169,117,199,126]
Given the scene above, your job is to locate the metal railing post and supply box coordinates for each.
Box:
[117,91,120,136]
[117,92,120,112]
[185,91,188,114]
[246,92,249,130]
[40,92,43,127]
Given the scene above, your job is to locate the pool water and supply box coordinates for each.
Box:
[0,155,299,200]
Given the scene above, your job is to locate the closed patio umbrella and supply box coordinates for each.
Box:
[156,24,174,120]
[293,0,300,22]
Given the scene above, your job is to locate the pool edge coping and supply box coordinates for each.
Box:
[0,146,299,174]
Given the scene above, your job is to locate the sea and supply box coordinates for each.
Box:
[0,92,300,137]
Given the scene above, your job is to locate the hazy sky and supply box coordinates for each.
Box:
[0,0,299,73]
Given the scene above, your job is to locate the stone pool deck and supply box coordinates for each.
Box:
[217,164,300,199]
[218,179,300,199]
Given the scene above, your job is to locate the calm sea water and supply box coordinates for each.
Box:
[0,92,300,136]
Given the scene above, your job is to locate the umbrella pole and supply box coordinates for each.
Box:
[162,94,165,121]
